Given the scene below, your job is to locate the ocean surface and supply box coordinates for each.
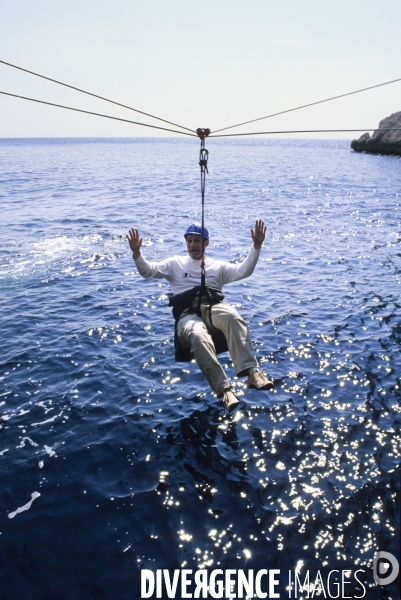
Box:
[0,137,400,599]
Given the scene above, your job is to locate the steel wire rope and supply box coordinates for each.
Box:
[2,59,401,139]
[212,77,401,134]
[2,89,400,139]
[210,128,401,138]
[0,90,197,137]
[0,59,194,134]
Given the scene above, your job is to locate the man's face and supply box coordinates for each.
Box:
[186,234,209,260]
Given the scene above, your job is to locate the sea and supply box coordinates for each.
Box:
[0,137,400,600]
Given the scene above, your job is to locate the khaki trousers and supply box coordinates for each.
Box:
[177,303,258,396]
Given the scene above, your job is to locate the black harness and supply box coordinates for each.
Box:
[168,285,228,362]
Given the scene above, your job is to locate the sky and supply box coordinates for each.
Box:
[0,0,400,138]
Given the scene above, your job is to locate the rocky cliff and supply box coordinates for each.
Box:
[351,111,401,156]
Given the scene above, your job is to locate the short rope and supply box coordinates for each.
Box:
[196,129,210,291]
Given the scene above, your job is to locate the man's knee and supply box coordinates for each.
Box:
[211,305,247,330]
[179,320,212,351]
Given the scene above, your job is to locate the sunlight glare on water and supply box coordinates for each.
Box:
[0,137,400,599]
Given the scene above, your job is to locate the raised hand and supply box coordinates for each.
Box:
[126,228,143,258]
[250,219,266,249]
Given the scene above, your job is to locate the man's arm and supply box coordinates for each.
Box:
[219,219,266,286]
[127,227,172,281]
[126,228,143,259]
[250,219,266,250]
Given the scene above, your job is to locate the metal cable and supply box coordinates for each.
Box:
[212,77,401,134]
[3,89,399,138]
[0,59,194,134]
[0,90,197,137]
[210,128,401,138]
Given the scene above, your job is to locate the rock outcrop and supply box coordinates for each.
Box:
[351,111,401,156]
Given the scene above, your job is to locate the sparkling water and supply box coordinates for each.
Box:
[0,137,400,599]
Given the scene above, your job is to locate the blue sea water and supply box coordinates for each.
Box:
[0,137,400,599]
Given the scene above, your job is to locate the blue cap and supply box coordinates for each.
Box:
[184,223,209,240]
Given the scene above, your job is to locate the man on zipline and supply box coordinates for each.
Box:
[127,220,274,412]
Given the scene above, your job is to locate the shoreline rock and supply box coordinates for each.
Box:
[351,111,401,156]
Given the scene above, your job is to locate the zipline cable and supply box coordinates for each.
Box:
[2,59,400,139]
[0,59,194,134]
[0,90,197,137]
[2,89,399,138]
[211,128,401,138]
[212,77,401,134]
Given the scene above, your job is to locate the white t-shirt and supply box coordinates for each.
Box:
[134,245,261,295]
